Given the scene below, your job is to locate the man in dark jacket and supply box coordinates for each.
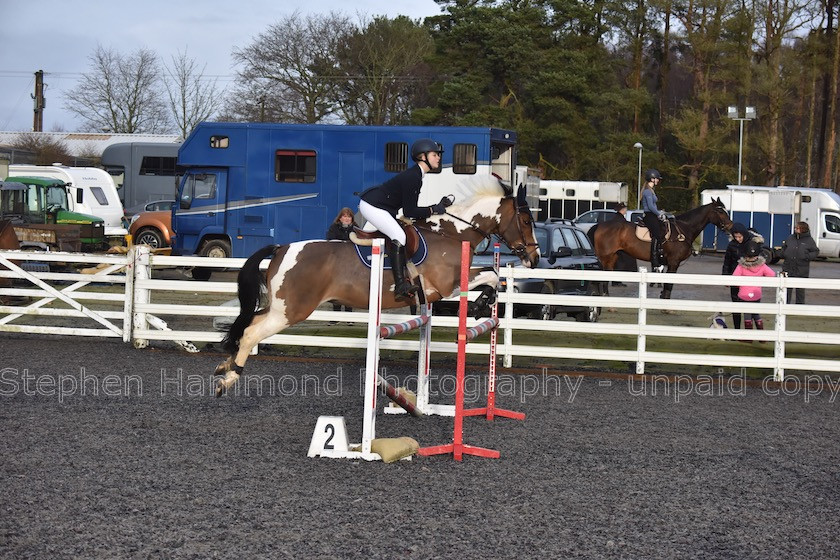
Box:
[722,222,752,328]
[781,221,819,304]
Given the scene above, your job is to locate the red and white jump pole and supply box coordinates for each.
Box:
[464,242,525,422]
[418,241,503,461]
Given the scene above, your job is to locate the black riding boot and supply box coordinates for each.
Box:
[650,238,661,269]
[390,241,419,300]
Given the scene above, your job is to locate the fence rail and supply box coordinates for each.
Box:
[2,247,839,381]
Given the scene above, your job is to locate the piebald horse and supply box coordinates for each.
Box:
[591,198,732,298]
[214,176,541,396]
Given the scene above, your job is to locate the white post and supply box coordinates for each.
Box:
[132,244,151,349]
[361,239,385,458]
[636,266,648,375]
[737,119,745,186]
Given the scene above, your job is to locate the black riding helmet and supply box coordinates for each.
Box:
[411,138,444,162]
[645,169,662,181]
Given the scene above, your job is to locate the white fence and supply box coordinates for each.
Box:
[2,246,839,381]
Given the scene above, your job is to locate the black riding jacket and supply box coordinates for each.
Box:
[360,165,434,219]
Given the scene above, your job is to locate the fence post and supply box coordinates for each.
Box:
[774,275,788,382]
[132,244,151,349]
[503,262,514,368]
[122,245,136,342]
[636,267,648,375]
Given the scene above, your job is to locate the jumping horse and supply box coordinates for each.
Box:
[591,198,732,299]
[214,176,541,396]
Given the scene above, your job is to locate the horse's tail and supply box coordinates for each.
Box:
[221,244,279,354]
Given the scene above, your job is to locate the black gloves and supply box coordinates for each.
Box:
[430,196,453,215]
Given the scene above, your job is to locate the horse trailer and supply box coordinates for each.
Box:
[171,122,521,266]
[701,185,840,258]
[537,180,627,222]
[100,141,183,213]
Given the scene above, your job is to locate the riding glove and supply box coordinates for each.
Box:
[430,203,447,215]
[439,196,454,208]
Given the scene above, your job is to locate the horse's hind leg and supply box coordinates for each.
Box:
[215,312,288,397]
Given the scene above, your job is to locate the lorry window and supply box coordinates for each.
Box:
[384,142,408,172]
[826,214,840,233]
[140,156,178,176]
[181,174,217,207]
[453,144,477,174]
[210,136,229,149]
[90,187,109,205]
[275,150,316,183]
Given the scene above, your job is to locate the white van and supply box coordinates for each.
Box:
[701,185,840,258]
[9,164,128,239]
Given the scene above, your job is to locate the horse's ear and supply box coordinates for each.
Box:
[516,184,527,206]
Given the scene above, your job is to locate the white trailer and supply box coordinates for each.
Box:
[9,164,128,239]
[537,180,628,222]
[701,185,840,258]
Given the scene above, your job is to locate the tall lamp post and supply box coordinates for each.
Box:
[727,106,756,185]
[634,142,643,207]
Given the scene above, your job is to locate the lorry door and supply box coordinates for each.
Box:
[174,170,227,255]
[819,211,840,258]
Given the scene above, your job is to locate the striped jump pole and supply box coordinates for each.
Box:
[418,241,501,461]
[463,242,525,422]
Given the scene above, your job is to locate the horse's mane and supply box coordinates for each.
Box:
[446,175,508,210]
[675,199,720,221]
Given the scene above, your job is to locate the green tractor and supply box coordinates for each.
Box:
[0,176,105,251]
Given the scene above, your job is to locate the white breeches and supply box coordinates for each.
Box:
[358,200,406,245]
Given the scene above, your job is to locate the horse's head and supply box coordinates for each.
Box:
[438,176,539,267]
[709,197,733,231]
[497,184,540,268]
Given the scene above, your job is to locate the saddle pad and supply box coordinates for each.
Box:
[354,228,429,269]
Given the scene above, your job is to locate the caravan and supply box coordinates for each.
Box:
[9,164,128,240]
[701,185,840,258]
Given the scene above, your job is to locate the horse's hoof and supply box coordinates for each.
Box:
[216,380,227,398]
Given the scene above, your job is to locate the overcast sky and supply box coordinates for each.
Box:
[1,0,444,133]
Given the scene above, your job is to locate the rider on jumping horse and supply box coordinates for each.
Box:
[640,168,667,269]
[358,138,453,300]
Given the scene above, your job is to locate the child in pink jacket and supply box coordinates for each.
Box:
[732,239,776,333]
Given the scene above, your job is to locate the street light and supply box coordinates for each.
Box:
[634,142,643,207]
[727,106,756,185]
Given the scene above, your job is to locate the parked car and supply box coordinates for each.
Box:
[572,208,618,233]
[125,199,176,224]
[129,210,173,248]
[436,220,605,321]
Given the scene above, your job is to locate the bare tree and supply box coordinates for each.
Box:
[63,45,170,133]
[163,49,224,139]
[226,11,354,123]
[9,133,71,165]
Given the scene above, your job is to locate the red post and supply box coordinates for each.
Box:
[418,241,500,461]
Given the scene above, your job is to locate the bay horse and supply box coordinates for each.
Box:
[591,198,732,298]
[214,176,541,396]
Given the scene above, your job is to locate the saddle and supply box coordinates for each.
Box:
[350,219,421,258]
[633,218,681,243]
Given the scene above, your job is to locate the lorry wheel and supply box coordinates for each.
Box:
[135,227,164,248]
[200,239,231,259]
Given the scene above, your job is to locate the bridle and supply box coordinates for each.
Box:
[442,195,539,260]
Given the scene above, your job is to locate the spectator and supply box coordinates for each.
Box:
[326,207,355,316]
[722,222,752,328]
[781,221,819,304]
[732,239,776,340]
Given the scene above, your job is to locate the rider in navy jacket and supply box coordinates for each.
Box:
[358,138,452,300]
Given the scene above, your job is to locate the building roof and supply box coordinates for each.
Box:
[0,131,181,157]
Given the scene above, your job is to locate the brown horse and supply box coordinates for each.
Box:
[592,198,732,298]
[214,176,541,395]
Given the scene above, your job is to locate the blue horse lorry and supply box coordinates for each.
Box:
[171,122,528,277]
